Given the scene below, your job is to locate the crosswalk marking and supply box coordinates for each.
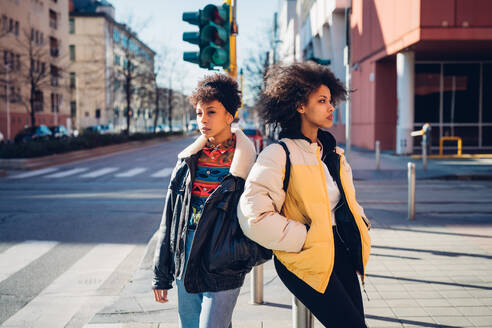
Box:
[44,168,89,178]
[1,243,135,328]
[9,167,59,179]
[80,167,119,178]
[0,240,59,284]
[151,167,173,178]
[8,166,175,179]
[115,167,147,177]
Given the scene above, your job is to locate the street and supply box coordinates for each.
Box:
[0,135,195,327]
[0,136,491,327]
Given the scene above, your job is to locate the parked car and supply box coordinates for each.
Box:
[147,124,170,133]
[84,125,104,134]
[100,123,113,134]
[243,128,264,152]
[49,125,70,139]
[14,125,52,143]
[188,120,198,132]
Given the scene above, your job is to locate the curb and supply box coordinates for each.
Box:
[0,134,188,171]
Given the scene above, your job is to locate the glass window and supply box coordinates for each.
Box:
[443,64,480,124]
[113,29,120,43]
[70,101,76,117]
[70,72,76,88]
[69,18,75,34]
[69,45,75,61]
[114,54,120,66]
[483,64,492,123]
[49,10,57,29]
[414,64,441,123]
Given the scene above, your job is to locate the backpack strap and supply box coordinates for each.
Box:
[277,141,291,192]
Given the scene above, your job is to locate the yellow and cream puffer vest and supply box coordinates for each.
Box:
[237,130,371,293]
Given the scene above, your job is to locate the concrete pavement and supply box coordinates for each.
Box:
[81,145,492,328]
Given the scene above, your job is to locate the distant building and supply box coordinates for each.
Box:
[69,0,156,132]
[277,0,492,154]
[0,0,70,140]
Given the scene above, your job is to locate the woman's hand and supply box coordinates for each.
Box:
[153,289,169,303]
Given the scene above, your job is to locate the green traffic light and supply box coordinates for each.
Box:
[182,3,230,70]
[183,32,200,45]
[182,11,200,26]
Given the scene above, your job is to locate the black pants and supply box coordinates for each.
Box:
[274,227,367,328]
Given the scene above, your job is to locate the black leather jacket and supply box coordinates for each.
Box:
[152,134,272,293]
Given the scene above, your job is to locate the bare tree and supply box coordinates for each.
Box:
[0,24,67,127]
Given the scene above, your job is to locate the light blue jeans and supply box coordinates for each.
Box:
[176,229,241,328]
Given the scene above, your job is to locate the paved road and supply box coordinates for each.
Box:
[0,135,196,328]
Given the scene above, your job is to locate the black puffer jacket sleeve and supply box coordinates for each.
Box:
[152,166,179,290]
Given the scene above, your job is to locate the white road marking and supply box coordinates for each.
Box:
[151,167,173,178]
[80,168,119,178]
[1,243,135,328]
[0,240,59,284]
[9,167,59,179]
[115,167,147,177]
[44,168,89,178]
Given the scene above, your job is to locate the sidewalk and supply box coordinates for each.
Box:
[82,144,492,328]
[340,144,492,181]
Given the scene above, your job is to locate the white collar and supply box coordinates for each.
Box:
[177,128,257,180]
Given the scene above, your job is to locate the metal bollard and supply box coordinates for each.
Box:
[375,140,381,170]
[408,162,416,220]
[292,295,313,328]
[250,265,264,304]
[421,135,428,171]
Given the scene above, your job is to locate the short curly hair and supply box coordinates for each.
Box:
[189,73,241,116]
[259,62,347,132]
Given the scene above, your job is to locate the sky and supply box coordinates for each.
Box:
[110,0,281,99]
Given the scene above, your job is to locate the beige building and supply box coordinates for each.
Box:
[69,0,155,132]
[0,0,70,140]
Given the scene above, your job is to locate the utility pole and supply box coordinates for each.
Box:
[5,63,11,140]
[225,0,238,79]
[344,5,352,162]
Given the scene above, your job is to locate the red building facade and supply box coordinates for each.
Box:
[338,0,492,154]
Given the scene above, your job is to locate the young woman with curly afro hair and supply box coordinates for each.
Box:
[152,73,271,328]
[238,62,372,327]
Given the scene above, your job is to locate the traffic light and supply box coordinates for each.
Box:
[182,4,230,70]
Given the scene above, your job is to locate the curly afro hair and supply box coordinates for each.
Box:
[189,73,241,116]
[259,61,347,132]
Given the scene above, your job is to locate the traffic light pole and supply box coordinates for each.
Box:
[225,0,237,79]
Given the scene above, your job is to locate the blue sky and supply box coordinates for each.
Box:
[111,0,281,97]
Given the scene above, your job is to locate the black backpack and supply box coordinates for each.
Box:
[278,141,291,192]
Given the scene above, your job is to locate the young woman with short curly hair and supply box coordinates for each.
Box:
[152,73,271,328]
[238,62,372,327]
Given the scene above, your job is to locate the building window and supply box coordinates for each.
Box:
[95,108,101,119]
[15,54,20,71]
[51,93,61,113]
[69,17,75,34]
[50,65,59,87]
[2,16,7,33]
[114,106,119,117]
[34,90,44,112]
[70,72,76,89]
[113,28,120,43]
[14,21,19,36]
[69,45,75,61]
[50,37,59,57]
[9,18,13,32]
[70,101,77,117]
[114,79,120,91]
[49,10,57,29]
[114,54,120,66]
[122,35,128,48]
